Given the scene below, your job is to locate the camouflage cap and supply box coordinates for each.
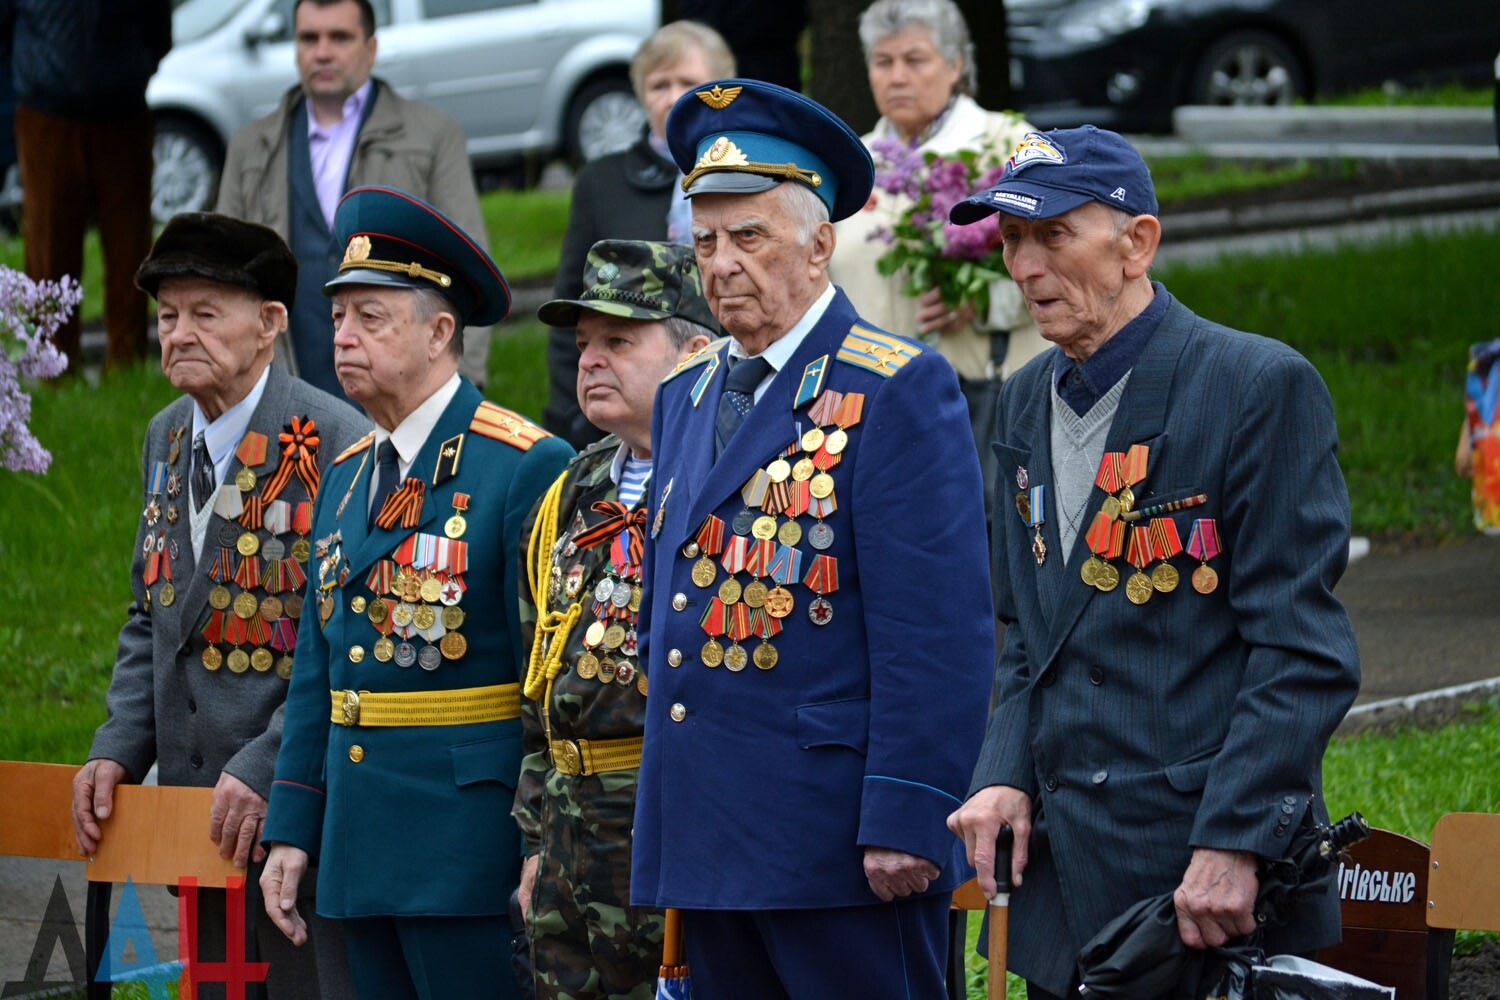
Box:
[537,240,719,331]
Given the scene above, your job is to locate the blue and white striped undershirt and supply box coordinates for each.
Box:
[617,452,653,509]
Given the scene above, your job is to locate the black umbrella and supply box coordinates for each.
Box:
[1077,811,1370,1000]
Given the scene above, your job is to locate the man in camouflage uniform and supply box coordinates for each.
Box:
[515,240,718,999]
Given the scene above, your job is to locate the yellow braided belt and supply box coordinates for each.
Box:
[330,684,521,727]
[549,736,644,776]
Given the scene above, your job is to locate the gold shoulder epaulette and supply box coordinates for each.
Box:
[334,431,375,464]
[470,401,551,451]
[664,337,730,382]
[837,326,922,378]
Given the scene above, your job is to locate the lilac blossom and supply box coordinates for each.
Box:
[1,266,79,473]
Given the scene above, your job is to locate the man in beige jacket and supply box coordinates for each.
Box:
[216,0,491,399]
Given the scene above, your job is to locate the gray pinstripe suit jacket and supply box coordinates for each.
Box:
[975,291,1361,993]
[89,363,368,797]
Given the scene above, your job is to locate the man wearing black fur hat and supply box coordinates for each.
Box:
[72,212,367,998]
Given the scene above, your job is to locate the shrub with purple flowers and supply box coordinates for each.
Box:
[1,266,80,473]
[867,136,1009,318]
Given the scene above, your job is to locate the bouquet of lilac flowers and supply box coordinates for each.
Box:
[867,136,1008,319]
[1,266,79,473]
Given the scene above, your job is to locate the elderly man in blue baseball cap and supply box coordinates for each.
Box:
[630,78,995,995]
[946,126,1360,1000]
[258,186,573,999]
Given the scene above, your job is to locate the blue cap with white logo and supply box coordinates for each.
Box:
[949,125,1157,225]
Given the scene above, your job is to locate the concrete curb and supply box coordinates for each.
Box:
[1172,105,1496,146]
[1337,676,1500,736]
[1162,178,1500,239]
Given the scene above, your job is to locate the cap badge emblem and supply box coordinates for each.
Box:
[342,234,372,266]
[1006,132,1067,174]
[698,136,749,171]
[696,84,743,110]
[596,262,619,283]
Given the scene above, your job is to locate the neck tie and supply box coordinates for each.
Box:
[716,354,773,456]
[191,431,215,512]
[369,439,400,528]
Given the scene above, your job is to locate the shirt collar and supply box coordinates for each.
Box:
[1053,282,1170,413]
[191,365,271,475]
[307,78,373,138]
[727,283,837,394]
[375,372,463,476]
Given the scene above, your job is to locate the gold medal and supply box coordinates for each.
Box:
[637,671,649,696]
[227,649,251,674]
[1151,563,1179,593]
[372,637,394,662]
[442,605,466,630]
[417,578,440,604]
[1192,564,1219,594]
[766,458,791,483]
[233,591,259,619]
[285,593,303,619]
[1094,563,1120,592]
[351,595,368,614]
[824,428,848,455]
[791,458,815,482]
[742,580,768,608]
[276,656,293,680]
[398,574,422,602]
[800,427,825,453]
[1117,485,1135,513]
[413,605,437,631]
[751,515,778,540]
[1125,572,1153,605]
[236,532,260,557]
[700,639,724,667]
[753,640,778,670]
[809,472,834,499]
[584,620,607,647]
[202,647,223,671]
[603,623,626,649]
[444,514,467,539]
[259,596,283,621]
[724,643,748,672]
[764,586,794,618]
[235,467,257,492]
[1101,496,1121,521]
[251,648,274,672]
[367,597,388,624]
[577,652,600,679]
[440,631,467,660]
[158,582,176,607]
[692,556,717,588]
[777,520,802,546]
[291,538,311,563]
[629,585,643,613]
[319,595,334,626]
[718,577,742,605]
[1080,557,1101,587]
[598,657,617,683]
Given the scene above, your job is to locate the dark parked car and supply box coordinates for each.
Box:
[1007,0,1500,133]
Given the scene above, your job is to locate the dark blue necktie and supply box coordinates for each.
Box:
[716,355,773,456]
[369,439,400,527]
[191,431,215,512]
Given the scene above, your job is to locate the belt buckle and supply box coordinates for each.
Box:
[341,689,360,726]
[552,739,582,776]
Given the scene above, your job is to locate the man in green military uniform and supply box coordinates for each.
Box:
[516,240,717,999]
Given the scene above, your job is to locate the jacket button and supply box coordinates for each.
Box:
[672,593,688,611]
[1281,803,1295,815]
[1044,774,1059,792]
[349,645,365,663]
[667,649,682,667]
[349,745,365,763]
[187,699,197,714]
[351,596,367,613]
[670,703,687,722]
[1089,666,1104,685]
[190,754,203,769]
[1092,769,1108,785]
[1038,668,1056,688]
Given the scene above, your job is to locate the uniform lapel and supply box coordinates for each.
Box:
[1040,313,1186,668]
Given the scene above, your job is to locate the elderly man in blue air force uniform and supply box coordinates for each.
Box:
[258,185,574,999]
[944,126,1362,999]
[74,212,366,999]
[630,79,995,996]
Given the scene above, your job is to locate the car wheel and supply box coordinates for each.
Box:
[565,77,646,165]
[152,116,223,223]
[1188,30,1307,107]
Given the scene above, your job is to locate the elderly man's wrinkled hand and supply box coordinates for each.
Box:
[947,784,1031,898]
[71,759,131,857]
[1174,847,1259,948]
[863,847,940,902]
[209,771,267,868]
[261,844,310,946]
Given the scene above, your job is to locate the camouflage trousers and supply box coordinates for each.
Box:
[529,767,664,1000]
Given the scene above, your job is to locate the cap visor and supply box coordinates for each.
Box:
[950,182,1095,224]
[323,267,428,296]
[685,171,781,199]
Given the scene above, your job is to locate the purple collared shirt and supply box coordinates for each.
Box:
[307,79,373,230]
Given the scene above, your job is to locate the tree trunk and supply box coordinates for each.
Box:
[957,0,1015,111]
[807,0,878,132]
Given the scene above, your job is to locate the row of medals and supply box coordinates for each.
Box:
[578,570,648,696]
[686,422,848,673]
[1077,482,1219,606]
[204,516,311,676]
[348,566,470,671]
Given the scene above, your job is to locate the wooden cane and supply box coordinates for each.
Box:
[660,906,684,973]
[988,825,1015,999]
